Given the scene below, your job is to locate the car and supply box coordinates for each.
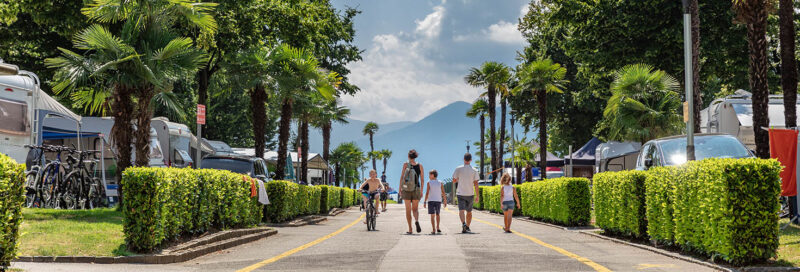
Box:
[200,154,271,181]
[636,133,754,171]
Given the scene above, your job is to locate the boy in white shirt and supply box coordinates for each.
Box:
[423,170,447,235]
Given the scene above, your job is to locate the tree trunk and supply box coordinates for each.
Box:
[538,90,548,179]
[322,122,331,162]
[516,165,523,184]
[487,85,497,185]
[335,164,341,187]
[370,134,376,170]
[251,85,267,159]
[382,158,388,176]
[499,97,507,173]
[275,98,293,179]
[111,86,133,206]
[780,0,798,128]
[480,115,485,180]
[690,0,702,132]
[747,3,770,159]
[301,120,309,184]
[134,87,154,167]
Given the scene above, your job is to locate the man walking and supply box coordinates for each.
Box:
[453,153,480,233]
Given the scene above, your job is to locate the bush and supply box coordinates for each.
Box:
[474,186,484,210]
[645,159,781,265]
[263,180,299,223]
[481,185,502,213]
[593,170,648,237]
[306,186,322,215]
[520,178,590,226]
[121,167,261,252]
[513,185,523,216]
[341,188,355,208]
[0,153,24,268]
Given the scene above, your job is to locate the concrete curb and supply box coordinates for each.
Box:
[14,227,277,264]
[264,215,327,227]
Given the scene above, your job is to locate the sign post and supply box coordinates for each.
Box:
[196,104,205,169]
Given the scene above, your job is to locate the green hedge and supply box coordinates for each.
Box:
[263,180,299,222]
[513,185,523,216]
[593,170,648,237]
[121,167,261,252]
[481,185,501,213]
[341,188,355,208]
[520,178,590,226]
[0,153,24,268]
[645,159,781,265]
[474,186,484,210]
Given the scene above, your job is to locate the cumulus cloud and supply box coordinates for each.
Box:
[415,5,446,39]
[485,20,525,44]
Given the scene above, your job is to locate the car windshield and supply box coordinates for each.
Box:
[659,136,752,166]
[201,158,252,175]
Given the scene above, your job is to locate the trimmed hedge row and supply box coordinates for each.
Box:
[520,178,591,226]
[645,159,781,265]
[593,170,648,237]
[476,185,523,215]
[0,153,24,268]
[121,167,261,252]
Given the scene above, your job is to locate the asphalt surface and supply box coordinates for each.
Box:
[12,204,717,272]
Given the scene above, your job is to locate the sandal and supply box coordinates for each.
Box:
[406,231,413,235]
[431,231,436,235]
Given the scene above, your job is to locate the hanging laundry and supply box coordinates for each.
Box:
[244,175,257,198]
[257,179,270,205]
[769,129,798,197]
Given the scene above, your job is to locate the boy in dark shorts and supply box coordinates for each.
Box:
[423,170,447,234]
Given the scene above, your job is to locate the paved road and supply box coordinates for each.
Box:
[13,204,717,272]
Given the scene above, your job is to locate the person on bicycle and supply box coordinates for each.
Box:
[359,170,384,223]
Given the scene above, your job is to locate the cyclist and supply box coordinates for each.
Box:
[359,170,384,223]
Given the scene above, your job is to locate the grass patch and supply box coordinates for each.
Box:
[18,208,132,257]
[386,199,398,204]
[777,219,800,267]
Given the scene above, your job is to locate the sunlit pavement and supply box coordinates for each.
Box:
[13,204,717,272]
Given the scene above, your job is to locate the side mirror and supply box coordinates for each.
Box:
[644,158,653,168]
[269,172,276,179]
[256,174,267,181]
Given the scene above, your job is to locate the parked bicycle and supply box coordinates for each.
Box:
[23,144,107,209]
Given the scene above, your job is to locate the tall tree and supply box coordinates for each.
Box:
[733,0,770,158]
[513,59,567,179]
[497,78,512,170]
[466,99,489,179]
[779,0,798,129]
[465,62,510,185]
[362,122,379,170]
[598,64,684,143]
[689,0,702,132]
[315,99,350,163]
[379,149,392,176]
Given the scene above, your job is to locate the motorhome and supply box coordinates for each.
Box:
[701,90,800,150]
[151,117,214,168]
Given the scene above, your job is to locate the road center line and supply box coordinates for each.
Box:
[237,213,365,272]
[444,208,612,272]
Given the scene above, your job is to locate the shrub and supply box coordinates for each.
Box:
[474,186,484,210]
[593,170,648,237]
[121,167,262,252]
[513,185,523,216]
[305,186,322,215]
[263,180,299,223]
[0,153,24,268]
[481,185,502,213]
[341,188,355,208]
[520,177,590,226]
[644,167,677,243]
[327,186,341,211]
[645,159,781,265]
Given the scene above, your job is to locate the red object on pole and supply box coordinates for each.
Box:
[769,129,798,197]
[197,104,206,125]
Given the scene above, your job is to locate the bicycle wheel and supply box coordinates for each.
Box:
[88,177,106,209]
[367,205,375,231]
[25,170,40,208]
[62,173,80,210]
[40,168,59,208]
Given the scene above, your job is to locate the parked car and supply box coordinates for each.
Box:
[200,154,271,181]
[636,133,753,171]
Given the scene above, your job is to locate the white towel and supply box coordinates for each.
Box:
[257,180,270,205]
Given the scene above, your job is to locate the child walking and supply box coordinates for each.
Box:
[423,170,447,234]
[500,173,520,233]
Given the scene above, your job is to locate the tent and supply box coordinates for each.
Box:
[532,144,564,167]
[564,137,602,166]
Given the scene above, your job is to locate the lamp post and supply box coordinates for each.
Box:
[510,111,517,184]
[683,0,696,161]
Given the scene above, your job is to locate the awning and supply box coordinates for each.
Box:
[42,126,101,140]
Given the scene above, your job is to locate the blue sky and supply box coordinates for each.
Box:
[331,0,530,123]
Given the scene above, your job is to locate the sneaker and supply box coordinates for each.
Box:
[461,224,467,234]
[437,229,442,233]
[465,225,471,233]
[415,221,422,233]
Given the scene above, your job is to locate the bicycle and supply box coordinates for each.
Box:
[360,190,380,231]
[63,149,105,209]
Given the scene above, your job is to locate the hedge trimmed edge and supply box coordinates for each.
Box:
[0,153,24,269]
[593,170,648,237]
[520,177,590,226]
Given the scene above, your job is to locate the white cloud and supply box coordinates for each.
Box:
[415,5,445,39]
[341,33,479,123]
[485,20,525,45]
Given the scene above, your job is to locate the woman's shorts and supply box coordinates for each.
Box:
[401,189,422,200]
[502,200,516,211]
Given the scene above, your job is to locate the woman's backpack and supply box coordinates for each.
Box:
[401,162,418,192]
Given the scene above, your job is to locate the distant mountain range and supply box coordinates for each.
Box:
[305,101,532,184]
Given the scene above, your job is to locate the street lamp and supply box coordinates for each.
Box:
[683,0,696,161]
[510,110,517,184]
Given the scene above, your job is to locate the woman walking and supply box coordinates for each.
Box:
[399,149,424,234]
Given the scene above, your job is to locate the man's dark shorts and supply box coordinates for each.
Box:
[457,195,474,212]
[380,192,388,201]
[427,201,441,214]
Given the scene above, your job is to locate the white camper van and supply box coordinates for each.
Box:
[151,117,214,168]
[0,61,82,164]
[700,90,800,150]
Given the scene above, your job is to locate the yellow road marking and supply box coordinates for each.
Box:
[636,263,676,270]
[237,213,365,272]
[445,208,612,272]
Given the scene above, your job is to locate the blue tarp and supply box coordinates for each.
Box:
[41,126,101,140]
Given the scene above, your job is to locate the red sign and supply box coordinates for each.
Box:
[197,104,206,125]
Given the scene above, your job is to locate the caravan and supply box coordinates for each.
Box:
[151,117,214,168]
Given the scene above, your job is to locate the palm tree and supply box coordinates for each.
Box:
[368,151,382,171]
[779,0,797,129]
[466,99,489,179]
[732,0,770,158]
[271,44,337,179]
[379,149,392,176]
[465,61,510,185]
[689,0,702,133]
[329,142,363,187]
[314,99,350,163]
[599,64,683,143]
[362,122,379,169]
[498,76,516,171]
[77,0,216,167]
[226,46,277,159]
[513,59,567,179]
